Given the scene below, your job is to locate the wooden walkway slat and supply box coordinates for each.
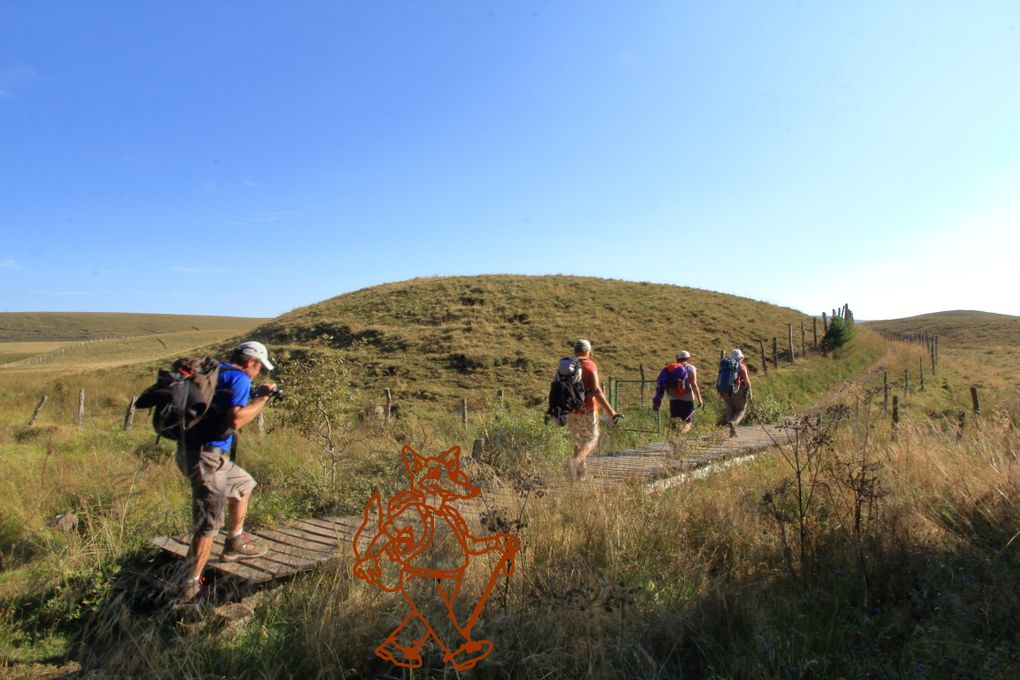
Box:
[153,424,784,585]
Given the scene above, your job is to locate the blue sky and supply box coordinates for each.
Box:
[2,2,1018,320]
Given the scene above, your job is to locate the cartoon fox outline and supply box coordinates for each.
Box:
[352,444,519,671]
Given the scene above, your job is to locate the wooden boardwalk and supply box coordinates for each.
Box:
[153,424,784,585]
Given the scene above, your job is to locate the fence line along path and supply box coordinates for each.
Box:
[152,424,784,586]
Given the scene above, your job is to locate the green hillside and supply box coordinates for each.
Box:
[252,275,816,409]
[0,312,265,342]
[866,310,1020,347]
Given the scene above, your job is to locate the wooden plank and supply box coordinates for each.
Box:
[258,529,338,558]
[293,520,344,541]
[275,524,339,548]
[213,555,293,579]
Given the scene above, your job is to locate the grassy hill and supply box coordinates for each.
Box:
[865,309,1020,347]
[0,312,264,342]
[252,275,816,410]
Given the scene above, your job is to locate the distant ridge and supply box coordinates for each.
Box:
[0,312,266,342]
[866,310,1020,347]
[250,274,814,407]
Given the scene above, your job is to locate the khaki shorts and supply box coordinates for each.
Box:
[565,410,599,453]
[176,445,257,537]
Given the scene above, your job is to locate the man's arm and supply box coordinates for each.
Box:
[588,367,619,419]
[690,366,704,407]
[227,383,277,430]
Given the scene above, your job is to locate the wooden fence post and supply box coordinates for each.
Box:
[971,387,980,417]
[903,369,909,398]
[772,337,778,369]
[29,395,47,426]
[78,389,85,429]
[822,312,829,332]
[461,398,468,430]
[800,321,806,357]
[892,396,899,431]
[812,317,818,348]
[759,338,768,375]
[123,396,137,431]
[919,358,925,391]
[883,370,889,413]
[385,388,393,423]
[787,324,795,363]
[639,364,646,404]
[472,438,483,458]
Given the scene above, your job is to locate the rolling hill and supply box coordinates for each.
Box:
[865,310,1020,347]
[0,312,265,342]
[249,275,817,409]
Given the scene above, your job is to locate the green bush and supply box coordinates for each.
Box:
[822,316,855,352]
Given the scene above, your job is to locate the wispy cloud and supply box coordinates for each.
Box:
[222,210,300,226]
[244,178,262,189]
[199,180,218,197]
[0,259,23,270]
[168,266,229,273]
[0,66,36,98]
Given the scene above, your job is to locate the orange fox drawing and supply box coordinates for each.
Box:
[352,445,520,671]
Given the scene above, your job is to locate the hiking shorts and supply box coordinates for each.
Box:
[565,410,599,454]
[669,399,696,423]
[176,445,257,538]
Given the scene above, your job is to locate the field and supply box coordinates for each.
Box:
[1,280,1018,678]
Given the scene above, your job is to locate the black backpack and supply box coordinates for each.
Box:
[134,357,235,444]
[546,357,586,426]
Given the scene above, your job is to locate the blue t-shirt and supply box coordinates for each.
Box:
[205,364,251,450]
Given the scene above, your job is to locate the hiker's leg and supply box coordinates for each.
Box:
[181,445,227,579]
[731,390,748,427]
[572,412,599,476]
[722,395,738,435]
[223,461,258,535]
[189,535,213,579]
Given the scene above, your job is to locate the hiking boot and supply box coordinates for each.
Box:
[179,576,204,602]
[222,533,269,561]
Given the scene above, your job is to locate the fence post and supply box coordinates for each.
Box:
[892,395,899,431]
[971,386,980,417]
[29,395,48,426]
[472,438,483,459]
[257,411,265,436]
[759,338,768,375]
[123,396,137,431]
[461,398,468,430]
[903,369,909,397]
[813,317,818,348]
[919,358,925,391]
[787,324,795,363]
[639,364,645,404]
[385,388,393,423]
[800,321,806,357]
[772,337,778,369]
[822,312,829,332]
[883,370,889,413]
[78,389,85,429]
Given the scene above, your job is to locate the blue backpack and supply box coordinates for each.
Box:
[716,358,740,394]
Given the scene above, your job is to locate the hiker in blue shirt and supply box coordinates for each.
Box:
[176,341,277,601]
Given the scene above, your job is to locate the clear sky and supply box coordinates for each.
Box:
[2,2,1018,320]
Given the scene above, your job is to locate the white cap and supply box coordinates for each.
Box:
[676,351,691,360]
[731,348,745,361]
[237,341,274,371]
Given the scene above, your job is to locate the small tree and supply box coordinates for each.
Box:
[822,315,855,353]
[280,353,355,488]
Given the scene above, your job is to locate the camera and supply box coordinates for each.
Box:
[254,386,285,402]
